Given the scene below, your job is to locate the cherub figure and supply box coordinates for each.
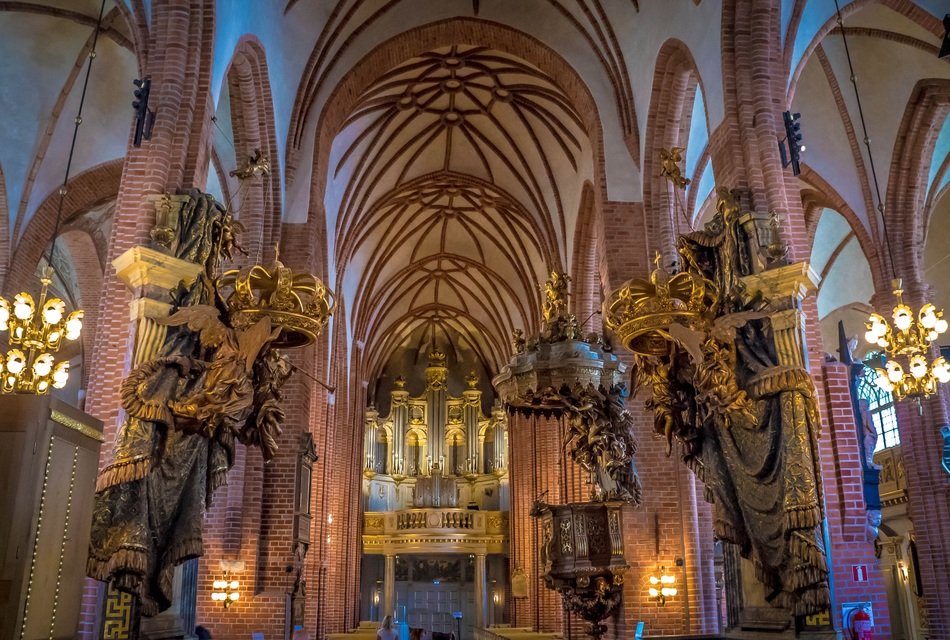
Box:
[659,147,690,190]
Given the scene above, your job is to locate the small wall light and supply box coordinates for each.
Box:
[211,576,240,609]
[648,567,677,605]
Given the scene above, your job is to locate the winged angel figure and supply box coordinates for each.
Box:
[88,190,293,616]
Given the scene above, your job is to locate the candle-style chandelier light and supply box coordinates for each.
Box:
[0,1,101,393]
[0,271,83,393]
[831,0,949,402]
[865,280,950,399]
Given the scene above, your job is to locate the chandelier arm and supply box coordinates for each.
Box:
[832,0,898,281]
[44,0,108,273]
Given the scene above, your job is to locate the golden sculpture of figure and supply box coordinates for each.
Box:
[229,147,271,180]
[658,147,690,190]
[511,328,526,354]
[541,270,571,323]
[88,191,308,616]
[612,184,831,616]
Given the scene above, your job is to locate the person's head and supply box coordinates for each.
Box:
[381,615,393,630]
[195,626,212,640]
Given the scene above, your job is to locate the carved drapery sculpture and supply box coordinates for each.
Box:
[605,188,830,616]
[87,190,332,615]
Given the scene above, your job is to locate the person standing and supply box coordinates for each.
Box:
[378,615,399,640]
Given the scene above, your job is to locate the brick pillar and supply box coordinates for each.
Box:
[80,3,216,636]
[507,412,565,632]
[819,361,891,635]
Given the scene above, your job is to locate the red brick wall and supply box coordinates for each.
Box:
[818,362,891,634]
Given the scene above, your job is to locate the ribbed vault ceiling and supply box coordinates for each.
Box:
[329,46,593,378]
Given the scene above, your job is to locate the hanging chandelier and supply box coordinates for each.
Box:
[0,0,101,394]
[0,268,83,393]
[831,0,949,402]
[865,279,949,399]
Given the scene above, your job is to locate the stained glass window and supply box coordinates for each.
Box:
[856,365,900,452]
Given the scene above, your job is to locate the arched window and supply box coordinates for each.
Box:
[856,367,900,452]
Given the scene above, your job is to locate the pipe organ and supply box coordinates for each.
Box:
[362,350,508,512]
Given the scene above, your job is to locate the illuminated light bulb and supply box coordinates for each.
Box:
[0,299,9,327]
[661,575,675,584]
[928,330,939,342]
[52,361,69,389]
[229,592,239,601]
[42,299,64,325]
[893,305,913,332]
[932,357,950,384]
[866,314,886,339]
[5,375,14,387]
[875,371,894,392]
[64,311,83,340]
[936,318,949,335]
[648,588,659,598]
[661,587,672,597]
[6,350,26,375]
[229,580,239,590]
[13,293,34,321]
[919,304,937,329]
[33,354,53,378]
[648,576,659,585]
[668,588,678,596]
[36,380,49,393]
[910,354,928,379]
[13,326,23,340]
[886,361,904,384]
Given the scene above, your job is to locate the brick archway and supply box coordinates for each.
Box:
[885,80,950,282]
[222,36,282,264]
[643,38,707,263]
[7,158,121,296]
[799,164,888,294]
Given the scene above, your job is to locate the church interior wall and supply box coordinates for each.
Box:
[0,1,949,638]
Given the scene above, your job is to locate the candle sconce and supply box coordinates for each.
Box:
[647,567,677,606]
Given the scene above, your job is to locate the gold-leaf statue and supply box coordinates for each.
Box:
[88,190,333,616]
[659,147,690,190]
[605,186,830,616]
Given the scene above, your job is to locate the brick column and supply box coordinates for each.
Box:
[80,4,216,635]
[819,361,891,634]
[507,412,565,633]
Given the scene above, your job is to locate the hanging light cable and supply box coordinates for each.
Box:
[833,0,950,402]
[0,0,106,393]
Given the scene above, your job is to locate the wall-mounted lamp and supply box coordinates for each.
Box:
[211,576,240,609]
[898,562,908,582]
[647,568,677,606]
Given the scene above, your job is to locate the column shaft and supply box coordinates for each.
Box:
[383,554,396,621]
[475,554,488,628]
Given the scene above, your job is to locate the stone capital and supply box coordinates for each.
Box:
[112,245,203,294]
[741,261,819,308]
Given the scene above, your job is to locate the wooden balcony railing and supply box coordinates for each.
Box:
[364,508,507,537]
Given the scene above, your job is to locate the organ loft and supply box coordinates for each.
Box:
[0,2,949,640]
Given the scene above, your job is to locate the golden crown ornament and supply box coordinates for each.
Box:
[218,249,334,349]
[604,252,713,357]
